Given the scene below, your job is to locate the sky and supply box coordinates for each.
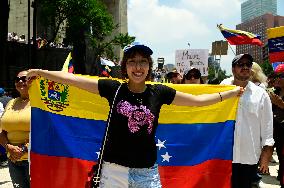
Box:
[127,0,284,75]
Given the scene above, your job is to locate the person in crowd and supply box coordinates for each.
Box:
[220,54,274,188]
[269,64,284,188]
[0,102,6,167]
[0,70,30,188]
[250,62,267,89]
[0,87,12,167]
[0,101,3,119]
[249,62,269,185]
[0,101,3,116]
[166,69,182,84]
[182,67,204,84]
[0,88,13,108]
[26,42,243,187]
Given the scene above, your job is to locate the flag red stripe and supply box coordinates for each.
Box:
[225,35,263,46]
[159,159,231,188]
[269,51,284,63]
[30,152,96,188]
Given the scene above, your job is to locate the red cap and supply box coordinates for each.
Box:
[275,64,284,73]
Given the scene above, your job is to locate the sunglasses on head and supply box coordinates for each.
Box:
[185,73,200,80]
[236,62,253,68]
[15,76,27,83]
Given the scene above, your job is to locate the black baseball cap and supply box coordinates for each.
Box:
[232,54,253,66]
[123,42,153,56]
[167,71,181,79]
[184,67,201,78]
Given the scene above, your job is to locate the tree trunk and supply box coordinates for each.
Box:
[72,29,86,74]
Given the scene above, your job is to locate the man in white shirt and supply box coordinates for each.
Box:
[221,54,274,188]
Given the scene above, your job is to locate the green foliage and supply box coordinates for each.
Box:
[112,33,136,49]
[260,60,274,76]
[40,0,135,62]
[208,64,229,84]
[90,33,135,60]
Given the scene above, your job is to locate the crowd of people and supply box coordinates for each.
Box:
[0,42,283,188]
[7,32,72,50]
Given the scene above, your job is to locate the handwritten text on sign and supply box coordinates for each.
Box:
[175,49,209,76]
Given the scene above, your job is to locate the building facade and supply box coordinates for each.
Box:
[236,13,284,64]
[8,0,127,53]
[241,0,277,22]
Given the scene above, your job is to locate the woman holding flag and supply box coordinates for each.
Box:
[26,42,243,187]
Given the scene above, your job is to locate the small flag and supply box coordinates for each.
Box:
[61,52,74,73]
[267,26,284,63]
[218,24,263,46]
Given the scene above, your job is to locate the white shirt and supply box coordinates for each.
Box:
[254,82,266,90]
[220,80,274,164]
[0,102,4,117]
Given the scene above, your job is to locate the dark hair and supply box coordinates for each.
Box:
[182,77,204,84]
[181,69,204,84]
[120,49,153,80]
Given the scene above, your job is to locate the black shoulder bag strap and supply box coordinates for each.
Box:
[92,83,122,187]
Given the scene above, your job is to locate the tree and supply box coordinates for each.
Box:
[39,0,135,74]
[207,64,229,84]
[89,32,135,61]
[260,60,274,76]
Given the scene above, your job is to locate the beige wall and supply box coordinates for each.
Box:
[8,0,33,39]
[102,0,128,60]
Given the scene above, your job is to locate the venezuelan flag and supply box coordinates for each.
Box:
[218,24,263,46]
[29,77,239,188]
[267,26,284,63]
[61,52,74,73]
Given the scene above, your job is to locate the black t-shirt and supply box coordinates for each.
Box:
[98,79,176,168]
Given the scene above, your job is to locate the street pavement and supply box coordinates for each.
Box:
[0,152,281,188]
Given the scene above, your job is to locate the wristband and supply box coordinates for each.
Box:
[218,92,223,102]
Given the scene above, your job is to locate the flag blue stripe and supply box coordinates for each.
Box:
[268,36,284,53]
[31,108,106,161]
[156,121,234,166]
[31,108,234,165]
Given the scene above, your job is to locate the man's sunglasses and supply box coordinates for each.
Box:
[236,62,253,68]
[15,76,27,83]
[185,74,200,80]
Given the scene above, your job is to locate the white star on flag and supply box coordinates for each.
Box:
[161,152,172,162]
[156,139,166,150]
[96,151,100,159]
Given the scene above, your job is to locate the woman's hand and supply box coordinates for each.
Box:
[6,144,24,162]
[26,69,41,82]
[232,86,244,97]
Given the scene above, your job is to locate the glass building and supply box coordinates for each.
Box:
[241,0,277,22]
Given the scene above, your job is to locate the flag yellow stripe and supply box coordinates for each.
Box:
[267,26,284,39]
[61,52,72,72]
[29,77,238,124]
[219,25,256,39]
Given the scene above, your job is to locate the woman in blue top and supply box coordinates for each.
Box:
[26,42,243,187]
